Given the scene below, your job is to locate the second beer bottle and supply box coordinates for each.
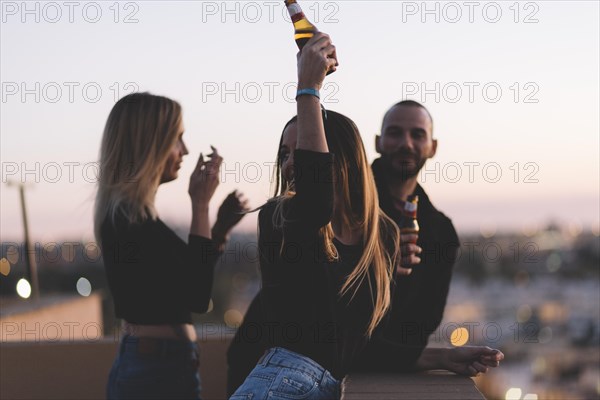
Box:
[399,195,420,244]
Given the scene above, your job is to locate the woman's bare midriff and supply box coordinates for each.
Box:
[123,321,198,342]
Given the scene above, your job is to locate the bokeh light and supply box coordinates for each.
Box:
[566,221,582,237]
[480,222,497,238]
[6,246,19,264]
[521,222,539,238]
[539,302,569,324]
[531,356,546,376]
[76,277,92,297]
[0,258,11,276]
[85,242,100,260]
[61,244,75,262]
[592,221,600,237]
[224,309,243,328]
[538,327,553,344]
[450,327,469,347]
[16,279,31,299]
[505,387,522,400]
[517,304,532,323]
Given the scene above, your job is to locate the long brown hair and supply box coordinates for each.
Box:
[272,110,400,337]
[94,92,182,243]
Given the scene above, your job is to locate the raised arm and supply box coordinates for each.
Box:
[186,145,223,311]
[296,32,338,153]
[189,146,222,238]
[272,33,339,241]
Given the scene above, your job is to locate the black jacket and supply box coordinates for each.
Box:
[354,158,460,371]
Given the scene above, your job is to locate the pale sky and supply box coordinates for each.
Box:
[1,1,599,243]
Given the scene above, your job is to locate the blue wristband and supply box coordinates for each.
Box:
[296,88,320,100]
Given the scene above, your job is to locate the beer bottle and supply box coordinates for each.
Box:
[399,195,419,244]
[284,0,335,75]
[284,0,317,50]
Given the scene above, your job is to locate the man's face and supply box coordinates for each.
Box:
[376,105,437,181]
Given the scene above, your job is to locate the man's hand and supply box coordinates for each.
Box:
[396,233,422,276]
[442,346,505,376]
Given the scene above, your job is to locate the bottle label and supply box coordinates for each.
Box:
[292,12,307,23]
[287,3,302,16]
[404,202,417,213]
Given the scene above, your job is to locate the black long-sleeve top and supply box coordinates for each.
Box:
[100,211,220,324]
[255,149,377,380]
[227,159,459,388]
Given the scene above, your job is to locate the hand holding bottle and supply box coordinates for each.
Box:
[397,233,422,276]
[297,32,338,91]
[397,195,421,276]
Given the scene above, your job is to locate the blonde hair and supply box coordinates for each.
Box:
[273,111,400,337]
[94,92,182,243]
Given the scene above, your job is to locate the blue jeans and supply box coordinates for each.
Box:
[230,347,342,400]
[106,334,201,399]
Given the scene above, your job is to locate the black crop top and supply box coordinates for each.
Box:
[100,212,221,324]
[256,149,381,379]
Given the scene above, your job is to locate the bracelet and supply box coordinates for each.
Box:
[296,88,320,100]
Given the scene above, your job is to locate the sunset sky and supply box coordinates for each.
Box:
[1,1,598,243]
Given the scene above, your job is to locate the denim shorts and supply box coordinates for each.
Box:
[106,334,201,400]
[229,347,342,400]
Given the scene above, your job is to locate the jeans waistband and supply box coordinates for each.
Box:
[258,347,336,385]
[119,334,198,359]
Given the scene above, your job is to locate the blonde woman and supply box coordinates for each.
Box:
[95,92,247,399]
[230,33,400,400]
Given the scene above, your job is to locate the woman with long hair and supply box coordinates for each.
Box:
[229,33,400,400]
[95,92,247,399]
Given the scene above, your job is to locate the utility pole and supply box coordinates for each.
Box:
[6,181,39,301]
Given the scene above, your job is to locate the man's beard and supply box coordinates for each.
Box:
[381,153,427,181]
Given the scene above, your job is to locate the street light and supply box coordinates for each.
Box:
[6,180,40,301]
